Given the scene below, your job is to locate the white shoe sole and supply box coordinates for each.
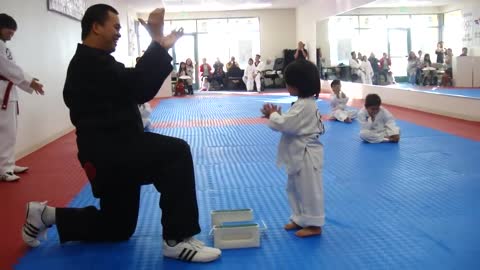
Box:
[14,166,29,174]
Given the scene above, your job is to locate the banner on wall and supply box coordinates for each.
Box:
[463,11,480,47]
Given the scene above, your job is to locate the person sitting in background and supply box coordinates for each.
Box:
[407,51,419,85]
[212,57,225,88]
[445,48,453,69]
[379,53,392,84]
[226,56,239,71]
[460,47,468,56]
[185,58,194,95]
[440,68,453,87]
[177,61,192,95]
[357,52,363,62]
[416,50,424,84]
[421,54,435,86]
[138,103,152,128]
[329,80,357,123]
[199,58,212,91]
[368,53,379,85]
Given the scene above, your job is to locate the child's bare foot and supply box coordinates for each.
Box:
[284,222,302,230]
[389,135,400,143]
[295,226,322,237]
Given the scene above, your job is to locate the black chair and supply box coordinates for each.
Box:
[263,58,285,88]
[226,67,245,90]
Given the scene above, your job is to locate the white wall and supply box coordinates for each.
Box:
[146,8,297,61]
[316,19,330,65]
[296,0,375,65]
[3,0,79,158]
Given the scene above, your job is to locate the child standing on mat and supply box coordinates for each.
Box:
[261,60,325,237]
[358,93,400,143]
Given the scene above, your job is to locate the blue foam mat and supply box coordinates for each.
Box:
[15,94,480,270]
[394,83,480,99]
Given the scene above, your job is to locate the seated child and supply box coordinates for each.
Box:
[329,79,357,123]
[260,60,325,237]
[138,103,152,129]
[358,93,400,143]
[440,68,453,87]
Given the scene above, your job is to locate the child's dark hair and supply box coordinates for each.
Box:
[0,14,17,31]
[284,59,320,98]
[331,79,341,88]
[365,93,381,107]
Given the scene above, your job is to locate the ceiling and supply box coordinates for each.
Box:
[120,0,305,13]
[364,0,452,8]
[119,0,460,13]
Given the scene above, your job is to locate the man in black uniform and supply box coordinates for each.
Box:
[22,4,221,263]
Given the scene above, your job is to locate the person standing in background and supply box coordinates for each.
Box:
[0,13,45,182]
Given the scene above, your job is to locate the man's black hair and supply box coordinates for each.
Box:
[81,4,118,40]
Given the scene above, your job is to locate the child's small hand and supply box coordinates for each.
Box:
[261,103,281,119]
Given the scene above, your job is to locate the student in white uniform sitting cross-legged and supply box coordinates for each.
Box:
[0,14,45,182]
[358,93,400,143]
[329,79,357,123]
[261,59,325,238]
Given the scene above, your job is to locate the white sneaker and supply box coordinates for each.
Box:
[163,237,221,262]
[22,202,50,247]
[0,172,20,182]
[14,166,29,174]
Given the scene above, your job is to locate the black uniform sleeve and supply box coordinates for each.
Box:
[122,42,173,104]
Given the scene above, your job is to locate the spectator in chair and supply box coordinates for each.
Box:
[226,56,239,71]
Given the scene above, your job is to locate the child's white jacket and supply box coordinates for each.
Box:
[0,40,34,102]
[268,97,325,174]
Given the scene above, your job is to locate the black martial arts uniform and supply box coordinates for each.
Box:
[57,42,200,242]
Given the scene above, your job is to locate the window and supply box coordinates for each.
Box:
[196,19,228,33]
[444,10,463,55]
[169,20,197,34]
[354,29,388,59]
[197,18,260,67]
[411,15,439,27]
[359,16,386,28]
[387,15,411,28]
[411,27,439,59]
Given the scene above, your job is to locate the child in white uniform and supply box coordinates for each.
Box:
[0,14,44,182]
[329,80,357,123]
[261,60,325,237]
[138,103,152,128]
[358,93,400,143]
[242,58,256,91]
